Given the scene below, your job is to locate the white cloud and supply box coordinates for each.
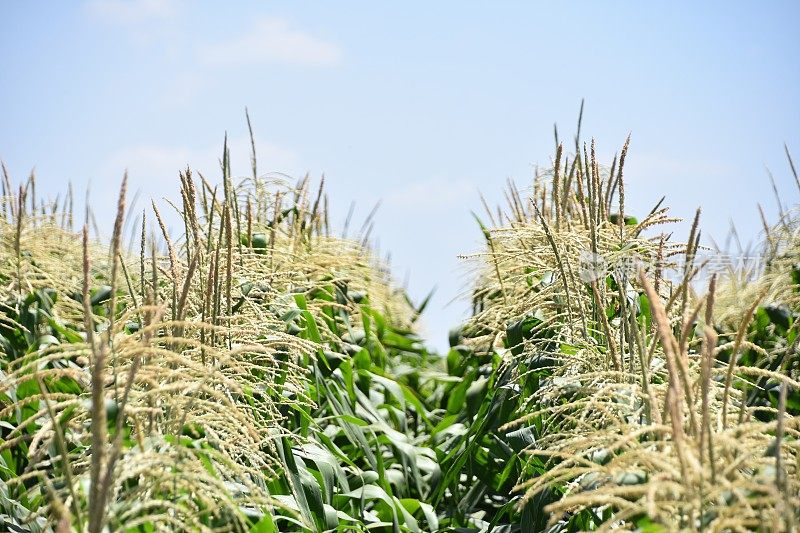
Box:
[86,0,180,25]
[201,17,342,68]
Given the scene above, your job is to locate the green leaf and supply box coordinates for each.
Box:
[506,314,543,356]
[249,513,277,533]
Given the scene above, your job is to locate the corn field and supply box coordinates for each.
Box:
[0,126,798,532]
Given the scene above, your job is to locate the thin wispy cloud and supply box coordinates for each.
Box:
[386,178,477,211]
[86,0,180,24]
[85,0,184,47]
[628,152,735,181]
[87,137,299,234]
[101,137,299,188]
[201,17,343,68]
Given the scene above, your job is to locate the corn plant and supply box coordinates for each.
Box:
[448,138,799,531]
[0,117,797,532]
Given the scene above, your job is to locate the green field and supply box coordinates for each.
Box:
[0,132,797,532]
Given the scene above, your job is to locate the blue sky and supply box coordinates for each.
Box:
[2,1,799,350]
